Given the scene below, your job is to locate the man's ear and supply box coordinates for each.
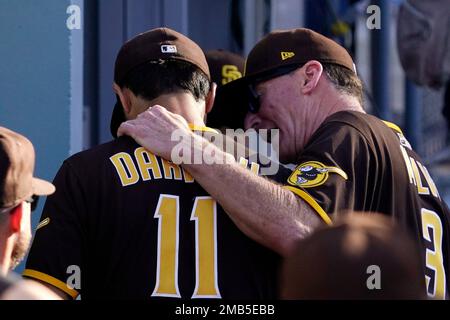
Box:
[113,82,133,115]
[9,204,23,234]
[299,60,323,94]
[205,82,217,114]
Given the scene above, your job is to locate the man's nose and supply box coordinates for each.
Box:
[244,112,261,130]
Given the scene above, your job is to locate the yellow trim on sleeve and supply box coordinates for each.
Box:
[188,124,219,134]
[382,121,403,134]
[36,217,50,230]
[23,269,79,299]
[284,186,333,226]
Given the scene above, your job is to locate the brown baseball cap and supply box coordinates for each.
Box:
[214,28,357,128]
[205,50,245,128]
[0,127,55,209]
[110,27,211,138]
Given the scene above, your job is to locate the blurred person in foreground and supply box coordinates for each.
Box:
[281,213,426,300]
[0,126,59,299]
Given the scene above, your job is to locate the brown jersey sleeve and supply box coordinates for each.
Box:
[284,119,373,224]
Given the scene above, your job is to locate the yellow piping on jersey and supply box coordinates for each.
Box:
[284,186,333,225]
[382,121,403,134]
[23,269,79,299]
[36,217,50,230]
[188,124,219,134]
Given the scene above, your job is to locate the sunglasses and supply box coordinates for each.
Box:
[246,63,305,114]
[25,195,40,212]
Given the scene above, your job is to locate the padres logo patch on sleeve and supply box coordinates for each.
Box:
[287,161,348,188]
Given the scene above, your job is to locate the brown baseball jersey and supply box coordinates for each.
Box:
[24,128,286,299]
[284,111,450,299]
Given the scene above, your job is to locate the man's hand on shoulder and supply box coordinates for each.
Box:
[118,105,193,161]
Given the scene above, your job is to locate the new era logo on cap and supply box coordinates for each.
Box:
[161,45,177,53]
[281,51,295,61]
